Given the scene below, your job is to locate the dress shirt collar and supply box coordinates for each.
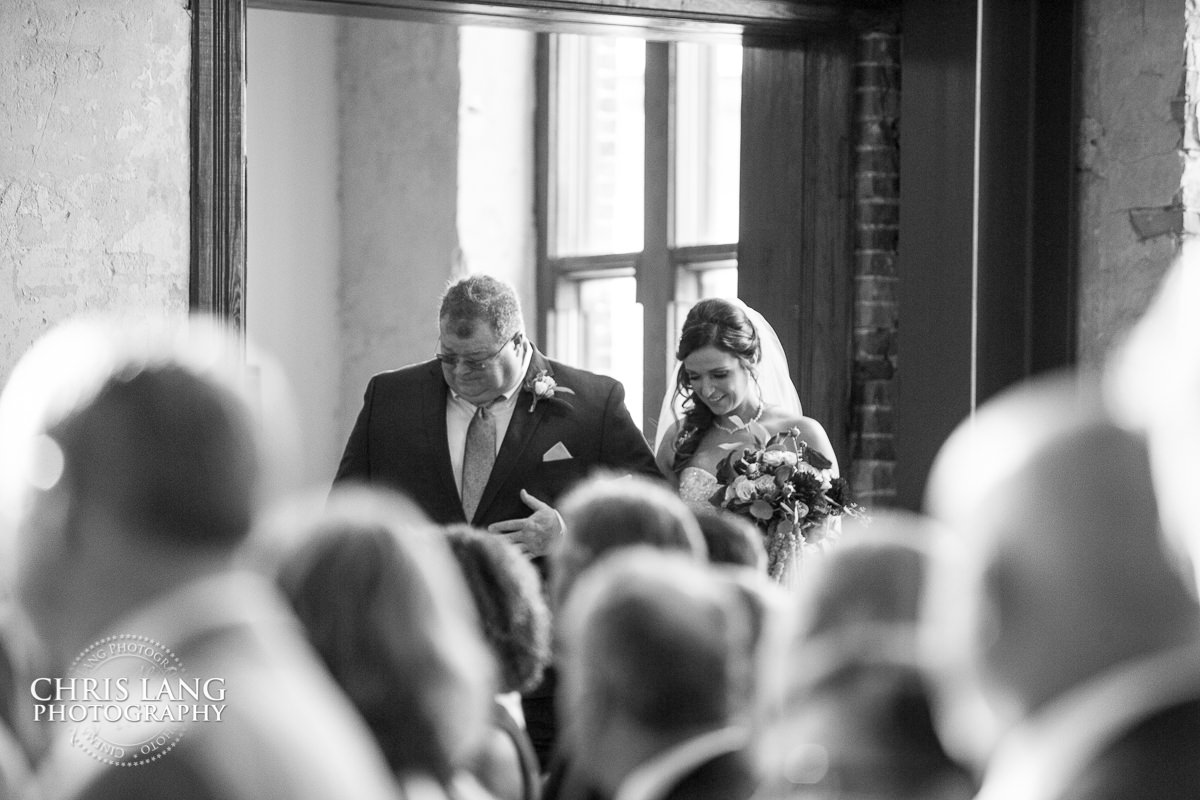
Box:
[976,636,1200,800]
[613,726,749,800]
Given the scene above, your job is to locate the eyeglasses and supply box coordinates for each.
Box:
[434,335,517,371]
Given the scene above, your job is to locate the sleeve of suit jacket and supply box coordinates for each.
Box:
[333,377,376,484]
[595,376,662,481]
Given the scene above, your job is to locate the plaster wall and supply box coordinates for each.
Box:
[458,26,537,328]
[246,9,342,492]
[338,17,461,444]
[0,0,190,386]
[1076,0,1185,367]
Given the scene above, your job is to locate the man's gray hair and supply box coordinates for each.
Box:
[438,275,525,340]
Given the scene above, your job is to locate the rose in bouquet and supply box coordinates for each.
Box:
[709,427,867,580]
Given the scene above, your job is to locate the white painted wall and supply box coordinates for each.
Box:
[458,26,537,328]
[244,13,538,492]
[246,9,342,492]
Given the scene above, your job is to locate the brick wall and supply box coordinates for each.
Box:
[849,27,900,507]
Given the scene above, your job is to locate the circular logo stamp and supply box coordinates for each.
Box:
[65,634,186,766]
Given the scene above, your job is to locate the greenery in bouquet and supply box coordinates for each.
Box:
[708,427,868,579]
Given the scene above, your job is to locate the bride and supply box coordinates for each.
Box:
[654,298,840,580]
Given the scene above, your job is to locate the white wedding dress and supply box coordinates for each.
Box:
[678,466,721,512]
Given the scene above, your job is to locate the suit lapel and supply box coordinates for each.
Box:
[421,361,460,511]
[473,349,554,523]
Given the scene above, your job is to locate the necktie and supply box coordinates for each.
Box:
[461,401,496,521]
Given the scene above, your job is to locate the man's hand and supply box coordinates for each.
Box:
[488,490,564,558]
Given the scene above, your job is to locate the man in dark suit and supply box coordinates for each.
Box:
[556,547,759,800]
[335,273,661,765]
[335,273,660,558]
[924,373,1200,800]
[0,317,401,800]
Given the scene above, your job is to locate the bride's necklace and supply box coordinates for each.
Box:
[713,403,763,434]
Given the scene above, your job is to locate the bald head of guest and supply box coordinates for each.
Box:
[1108,239,1200,594]
[0,316,265,670]
[924,372,1200,728]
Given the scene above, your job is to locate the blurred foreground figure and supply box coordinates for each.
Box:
[272,488,496,800]
[757,515,974,800]
[445,525,550,800]
[0,317,399,800]
[925,373,1200,800]
[557,548,759,800]
[543,475,708,800]
[1108,239,1200,594]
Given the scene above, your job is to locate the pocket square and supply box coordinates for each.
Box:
[542,442,573,462]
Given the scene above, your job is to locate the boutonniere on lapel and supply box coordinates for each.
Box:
[524,369,575,412]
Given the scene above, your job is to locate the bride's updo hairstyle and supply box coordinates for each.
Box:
[670,298,761,474]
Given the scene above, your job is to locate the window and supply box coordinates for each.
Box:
[539,33,743,433]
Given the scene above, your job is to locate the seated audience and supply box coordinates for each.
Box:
[551,474,707,612]
[557,548,759,800]
[924,371,1200,800]
[758,516,975,800]
[694,511,767,572]
[544,475,709,800]
[445,524,551,800]
[269,486,496,799]
[0,316,399,799]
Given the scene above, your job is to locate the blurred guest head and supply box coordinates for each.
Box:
[758,515,975,800]
[557,547,757,798]
[1108,239,1200,594]
[443,524,551,695]
[924,372,1200,734]
[695,511,768,572]
[271,486,495,785]
[0,315,270,668]
[551,473,707,611]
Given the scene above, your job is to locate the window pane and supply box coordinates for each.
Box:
[674,41,742,247]
[552,35,645,257]
[552,275,643,428]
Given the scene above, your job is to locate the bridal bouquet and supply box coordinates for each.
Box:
[709,428,867,581]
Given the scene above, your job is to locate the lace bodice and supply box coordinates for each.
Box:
[679,466,720,510]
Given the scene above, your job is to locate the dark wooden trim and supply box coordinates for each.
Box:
[895,0,1078,510]
[639,41,673,433]
[671,243,738,266]
[550,253,642,275]
[894,0,977,510]
[247,0,893,39]
[534,33,553,346]
[191,0,246,331]
[738,34,856,466]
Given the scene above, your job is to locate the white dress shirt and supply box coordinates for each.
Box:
[446,342,533,497]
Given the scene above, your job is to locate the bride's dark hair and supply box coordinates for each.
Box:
[669,299,761,475]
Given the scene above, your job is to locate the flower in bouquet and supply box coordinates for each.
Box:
[709,427,868,580]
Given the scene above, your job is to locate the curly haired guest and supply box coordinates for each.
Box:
[270,487,496,800]
[445,525,551,800]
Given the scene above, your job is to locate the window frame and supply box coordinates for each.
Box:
[535,34,742,431]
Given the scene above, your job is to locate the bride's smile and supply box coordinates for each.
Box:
[682,346,758,421]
